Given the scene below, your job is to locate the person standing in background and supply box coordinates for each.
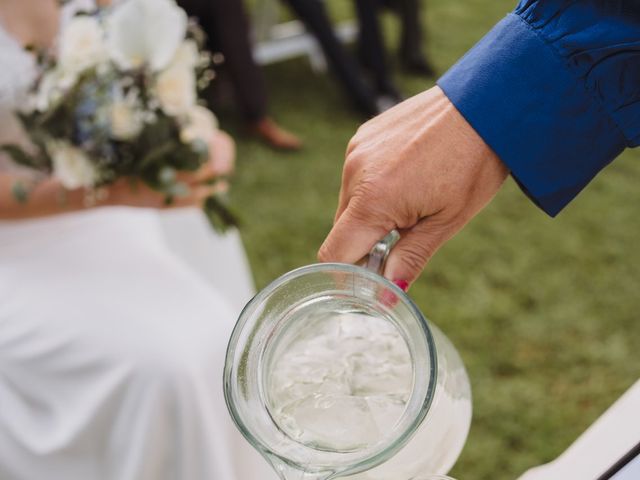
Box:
[178,0,303,151]
[281,0,386,116]
[355,0,436,100]
[283,0,434,115]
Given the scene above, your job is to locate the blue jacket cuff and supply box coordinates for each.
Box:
[437,13,627,217]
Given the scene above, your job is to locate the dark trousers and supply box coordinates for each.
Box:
[355,0,427,88]
[281,0,379,116]
[178,0,268,122]
[392,0,426,60]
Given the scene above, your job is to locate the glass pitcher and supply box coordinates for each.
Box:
[224,231,472,480]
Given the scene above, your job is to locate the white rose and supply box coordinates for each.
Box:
[180,105,218,144]
[59,16,106,73]
[170,40,199,70]
[34,71,62,112]
[110,101,143,140]
[155,65,196,116]
[105,0,187,71]
[33,68,78,112]
[48,141,99,189]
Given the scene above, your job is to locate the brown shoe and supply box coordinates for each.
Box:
[249,117,303,151]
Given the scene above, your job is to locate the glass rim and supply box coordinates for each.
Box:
[223,262,439,477]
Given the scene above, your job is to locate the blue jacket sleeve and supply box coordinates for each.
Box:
[437,1,640,216]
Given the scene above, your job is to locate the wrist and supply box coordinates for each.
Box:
[436,86,507,174]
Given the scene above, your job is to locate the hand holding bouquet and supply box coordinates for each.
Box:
[2,0,237,231]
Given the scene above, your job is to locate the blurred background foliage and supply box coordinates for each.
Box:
[221,0,640,478]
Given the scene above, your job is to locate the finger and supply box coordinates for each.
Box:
[333,162,368,224]
[319,203,395,265]
[334,153,366,224]
[176,157,223,185]
[209,131,235,176]
[194,161,217,182]
[335,148,357,224]
[193,184,218,202]
[334,184,352,224]
[383,217,452,286]
[168,185,217,208]
[174,164,213,185]
[213,180,229,194]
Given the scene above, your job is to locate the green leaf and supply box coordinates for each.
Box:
[137,141,175,171]
[191,138,209,157]
[11,181,30,203]
[16,112,39,132]
[158,166,177,185]
[165,181,189,198]
[159,183,188,206]
[0,144,40,170]
[203,194,240,233]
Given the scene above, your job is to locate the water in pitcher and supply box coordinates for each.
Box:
[264,307,471,480]
[267,312,413,453]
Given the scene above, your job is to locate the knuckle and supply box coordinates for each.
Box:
[351,175,377,199]
[342,156,360,180]
[345,204,371,225]
[349,198,396,233]
[346,138,359,156]
[317,242,334,262]
[343,148,366,175]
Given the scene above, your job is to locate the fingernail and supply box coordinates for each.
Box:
[393,279,409,292]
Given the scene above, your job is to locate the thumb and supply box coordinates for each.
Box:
[383,218,450,286]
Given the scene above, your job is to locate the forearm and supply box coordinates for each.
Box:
[0,175,89,220]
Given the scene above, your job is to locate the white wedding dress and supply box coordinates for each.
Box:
[0,4,277,480]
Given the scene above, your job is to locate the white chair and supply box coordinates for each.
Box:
[517,379,640,479]
[251,0,357,72]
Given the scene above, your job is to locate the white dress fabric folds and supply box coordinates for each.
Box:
[0,5,276,480]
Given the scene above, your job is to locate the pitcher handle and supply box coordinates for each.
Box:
[365,229,401,275]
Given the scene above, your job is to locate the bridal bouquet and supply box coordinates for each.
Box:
[2,0,236,231]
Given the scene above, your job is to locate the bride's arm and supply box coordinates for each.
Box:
[0,131,235,220]
[0,173,221,220]
[0,174,88,219]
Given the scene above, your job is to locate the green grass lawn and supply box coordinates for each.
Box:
[223,1,640,478]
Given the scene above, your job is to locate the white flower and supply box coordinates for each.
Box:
[110,100,143,140]
[105,0,187,72]
[170,40,200,70]
[33,68,78,112]
[34,72,62,112]
[48,141,99,189]
[180,105,218,144]
[58,16,106,73]
[155,65,196,116]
